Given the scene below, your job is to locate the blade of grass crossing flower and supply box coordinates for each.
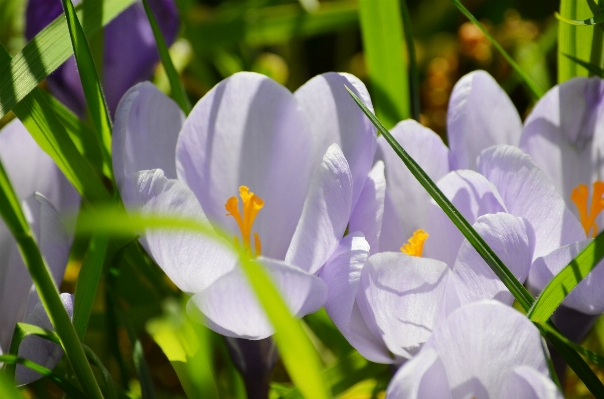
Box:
[60,0,113,174]
[0,370,25,399]
[449,0,545,98]
[73,208,331,398]
[141,0,191,114]
[539,322,604,369]
[0,160,104,399]
[358,0,409,128]
[528,231,604,323]
[557,0,594,81]
[5,323,60,380]
[400,0,420,121]
[0,0,137,120]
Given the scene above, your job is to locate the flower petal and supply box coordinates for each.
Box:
[294,72,377,206]
[285,144,353,274]
[113,81,185,189]
[424,170,506,266]
[320,233,392,363]
[500,366,563,399]
[447,70,522,170]
[189,257,327,340]
[349,161,386,254]
[423,301,548,399]
[386,348,452,399]
[357,252,450,359]
[176,72,313,259]
[477,145,585,259]
[123,169,237,293]
[376,120,450,239]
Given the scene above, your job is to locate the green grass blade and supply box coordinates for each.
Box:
[528,232,604,323]
[0,0,137,120]
[539,322,604,369]
[0,369,25,399]
[558,0,594,81]
[74,208,330,398]
[141,0,191,114]
[6,323,60,381]
[358,0,409,127]
[0,160,103,399]
[60,0,113,172]
[84,345,119,399]
[400,0,420,121]
[556,10,604,25]
[74,235,109,340]
[450,0,545,98]
[563,53,604,77]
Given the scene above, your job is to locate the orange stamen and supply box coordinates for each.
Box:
[571,181,604,238]
[401,229,429,257]
[225,186,264,256]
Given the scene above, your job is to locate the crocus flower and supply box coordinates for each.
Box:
[112,72,381,340]
[386,301,562,399]
[25,0,179,117]
[0,120,77,384]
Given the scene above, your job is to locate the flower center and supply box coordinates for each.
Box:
[225,186,264,256]
[571,181,604,238]
[400,229,429,257]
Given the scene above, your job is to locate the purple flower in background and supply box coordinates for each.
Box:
[25,0,179,117]
[0,120,78,384]
[112,72,381,340]
[386,301,562,399]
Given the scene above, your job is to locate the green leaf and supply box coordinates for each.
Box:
[539,322,604,369]
[558,0,594,81]
[74,207,330,398]
[0,369,25,399]
[141,0,191,114]
[0,0,137,120]
[449,0,545,98]
[556,10,604,25]
[60,0,113,173]
[400,0,420,121]
[358,0,409,127]
[83,345,119,399]
[563,53,604,77]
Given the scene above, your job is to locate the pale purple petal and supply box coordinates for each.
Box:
[386,348,452,399]
[423,301,548,399]
[423,170,506,266]
[190,258,327,340]
[477,145,585,259]
[319,233,392,363]
[500,366,563,399]
[520,77,604,211]
[294,72,376,207]
[378,190,406,252]
[123,169,237,293]
[357,252,450,359]
[113,81,185,189]
[447,70,522,170]
[376,120,450,239]
[16,294,73,385]
[285,144,353,274]
[349,161,386,255]
[176,72,313,260]
[528,239,604,315]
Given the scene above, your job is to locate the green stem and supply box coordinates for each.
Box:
[400,0,420,121]
[590,0,604,71]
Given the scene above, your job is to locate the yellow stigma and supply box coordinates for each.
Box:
[401,229,429,257]
[571,181,604,238]
[225,186,264,256]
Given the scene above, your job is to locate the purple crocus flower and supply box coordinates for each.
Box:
[0,120,78,384]
[112,72,381,340]
[25,0,179,117]
[386,301,562,399]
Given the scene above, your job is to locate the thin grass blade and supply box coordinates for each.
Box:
[400,0,420,121]
[563,53,604,77]
[558,0,594,81]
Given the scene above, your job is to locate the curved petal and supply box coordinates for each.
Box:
[123,169,237,293]
[189,257,327,340]
[176,72,313,259]
[528,239,604,315]
[376,120,450,238]
[447,70,522,170]
[378,189,406,252]
[294,72,377,206]
[320,233,392,363]
[424,170,506,266]
[349,161,386,255]
[113,81,185,189]
[0,119,79,212]
[445,213,532,315]
[477,145,586,259]
[357,252,450,359]
[386,348,452,399]
[423,301,548,399]
[500,366,563,399]
[520,77,604,208]
[285,144,353,274]
[16,293,73,385]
